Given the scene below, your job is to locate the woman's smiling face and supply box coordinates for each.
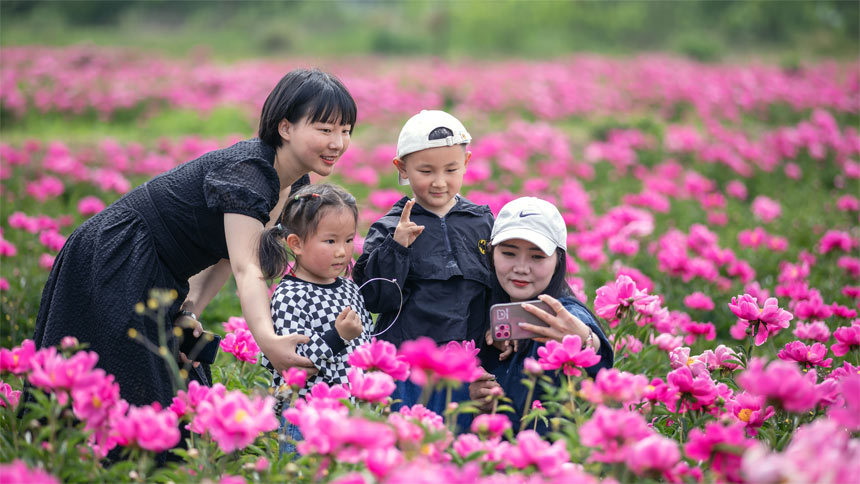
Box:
[492,238,556,302]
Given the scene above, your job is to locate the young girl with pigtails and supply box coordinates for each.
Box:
[258,183,373,455]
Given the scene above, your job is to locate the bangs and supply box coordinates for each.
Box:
[303,83,357,132]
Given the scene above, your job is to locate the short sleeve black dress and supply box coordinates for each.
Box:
[32,138,309,408]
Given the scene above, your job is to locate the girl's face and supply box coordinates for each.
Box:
[291,207,356,285]
[493,239,556,302]
[280,116,352,177]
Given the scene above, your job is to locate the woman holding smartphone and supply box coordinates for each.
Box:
[469,197,614,432]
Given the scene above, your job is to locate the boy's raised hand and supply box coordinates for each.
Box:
[393,199,425,247]
[335,306,363,341]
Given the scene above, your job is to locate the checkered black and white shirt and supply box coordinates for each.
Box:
[262,275,373,399]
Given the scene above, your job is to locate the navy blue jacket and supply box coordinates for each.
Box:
[479,296,614,434]
[353,196,494,347]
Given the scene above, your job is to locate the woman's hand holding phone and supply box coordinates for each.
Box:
[519,295,599,350]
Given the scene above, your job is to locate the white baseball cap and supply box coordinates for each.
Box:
[491,197,567,256]
[396,110,471,185]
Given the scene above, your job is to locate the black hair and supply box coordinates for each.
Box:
[258,183,358,280]
[487,246,572,306]
[258,68,358,149]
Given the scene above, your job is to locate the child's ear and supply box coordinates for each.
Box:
[278,119,291,142]
[285,233,303,256]
[393,158,408,180]
[464,151,472,168]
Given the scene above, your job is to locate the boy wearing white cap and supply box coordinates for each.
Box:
[353,110,493,414]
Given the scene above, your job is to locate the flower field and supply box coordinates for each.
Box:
[1,46,859,483]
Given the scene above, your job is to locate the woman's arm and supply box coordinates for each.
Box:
[224,212,316,375]
[181,259,232,318]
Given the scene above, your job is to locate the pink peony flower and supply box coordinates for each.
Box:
[579,406,651,463]
[831,322,860,356]
[742,419,860,484]
[39,253,55,270]
[666,366,719,410]
[580,368,649,406]
[452,433,489,460]
[777,340,832,368]
[347,368,395,404]
[365,447,404,480]
[71,370,121,430]
[685,421,754,483]
[286,403,395,461]
[218,475,247,484]
[219,328,260,363]
[836,194,860,211]
[727,392,775,435]
[169,380,225,421]
[793,320,831,342]
[0,339,36,374]
[8,211,39,233]
[536,334,601,376]
[593,274,649,320]
[0,380,21,408]
[697,344,741,371]
[281,367,307,388]
[0,278,9,291]
[649,332,683,352]
[304,381,351,410]
[194,390,278,453]
[728,294,793,345]
[683,292,714,311]
[111,403,181,452]
[27,347,103,406]
[736,358,819,413]
[348,339,409,381]
[0,460,59,484]
[819,230,858,254]
[0,238,17,257]
[728,293,762,321]
[221,316,248,333]
[668,346,708,376]
[505,430,570,477]
[837,256,860,278]
[471,413,511,440]
[625,434,681,479]
[77,196,106,216]
[398,337,482,386]
[751,195,781,223]
[523,357,543,376]
[827,374,860,431]
[726,180,747,199]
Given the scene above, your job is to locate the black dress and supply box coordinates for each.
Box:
[32,138,309,408]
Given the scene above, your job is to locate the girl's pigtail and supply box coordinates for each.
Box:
[259,223,289,281]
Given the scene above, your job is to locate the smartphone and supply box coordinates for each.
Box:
[490,300,555,341]
[179,326,221,364]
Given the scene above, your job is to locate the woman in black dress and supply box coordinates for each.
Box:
[32,68,357,409]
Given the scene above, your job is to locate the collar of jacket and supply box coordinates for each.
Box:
[387,195,491,218]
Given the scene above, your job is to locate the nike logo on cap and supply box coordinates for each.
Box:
[519,211,540,218]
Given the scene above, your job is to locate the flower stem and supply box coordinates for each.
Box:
[566,373,576,416]
[519,375,537,433]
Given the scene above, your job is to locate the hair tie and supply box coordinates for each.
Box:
[276,223,284,232]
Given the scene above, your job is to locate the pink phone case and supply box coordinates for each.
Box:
[490,300,555,341]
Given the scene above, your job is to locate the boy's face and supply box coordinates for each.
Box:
[395,145,471,217]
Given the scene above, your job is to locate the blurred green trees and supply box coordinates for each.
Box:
[2,0,857,60]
